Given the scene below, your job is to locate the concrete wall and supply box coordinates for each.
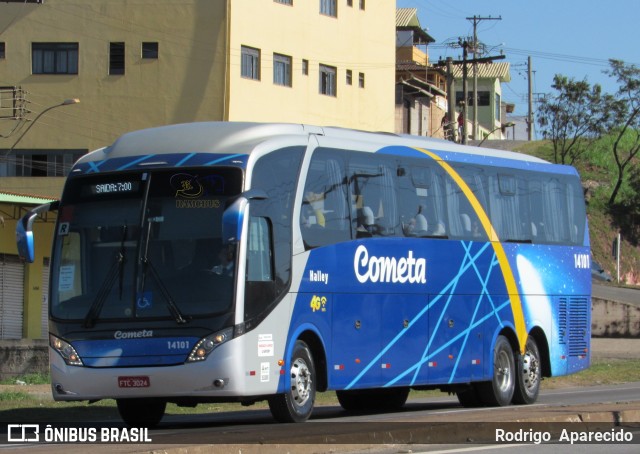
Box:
[592,298,640,337]
[0,339,48,380]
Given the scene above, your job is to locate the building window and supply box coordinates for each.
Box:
[319,64,336,96]
[360,0,365,10]
[142,42,158,59]
[274,0,292,4]
[32,43,78,74]
[109,42,125,75]
[273,53,292,87]
[241,46,260,80]
[456,90,490,107]
[320,0,337,17]
[347,0,353,6]
[495,93,501,122]
[359,72,365,88]
[0,43,5,59]
[346,69,352,85]
[302,59,309,76]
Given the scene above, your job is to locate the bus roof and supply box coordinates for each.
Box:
[74,121,555,173]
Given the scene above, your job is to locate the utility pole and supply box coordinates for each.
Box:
[528,56,534,141]
[466,15,502,140]
[446,57,456,141]
[461,39,469,145]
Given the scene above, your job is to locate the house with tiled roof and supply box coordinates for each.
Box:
[452,61,512,140]
[395,8,449,139]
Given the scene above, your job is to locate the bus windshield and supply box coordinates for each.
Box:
[51,168,243,324]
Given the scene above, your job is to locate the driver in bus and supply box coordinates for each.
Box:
[209,244,235,277]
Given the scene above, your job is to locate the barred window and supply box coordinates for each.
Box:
[320,0,337,17]
[319,64,336,96]
[241,46,260,80]
[273,53,292,87]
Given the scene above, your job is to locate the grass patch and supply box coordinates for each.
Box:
[0,391,31,402]
[543,359,640,389]
[0,372,51,386]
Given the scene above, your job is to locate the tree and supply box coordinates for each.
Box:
[537,75,608,165]
[603,59,640,207]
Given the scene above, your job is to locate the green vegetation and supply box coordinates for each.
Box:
[0,372,50,386]
[530,59,640,283]
[512,138,640,284]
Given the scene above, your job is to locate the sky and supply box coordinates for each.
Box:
[396,0,640,120]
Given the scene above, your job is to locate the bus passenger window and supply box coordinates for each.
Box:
[300,150,350,249]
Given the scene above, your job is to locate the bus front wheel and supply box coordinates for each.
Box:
[268,340,316,423]
[512,336,541,404]
[479,335,515,406]
[116,398,166,428]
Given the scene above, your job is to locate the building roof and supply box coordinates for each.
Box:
[396,8,435,44]
[0,191,57,205]
[452,62,511,83]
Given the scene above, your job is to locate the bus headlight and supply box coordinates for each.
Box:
[187,327,233,363]
[50,334,84,366]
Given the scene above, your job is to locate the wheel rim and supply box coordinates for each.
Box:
[521,351,540,392]
[290,357,312,407]
[496,349,513,392]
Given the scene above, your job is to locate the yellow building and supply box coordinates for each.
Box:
[0,0,396,339]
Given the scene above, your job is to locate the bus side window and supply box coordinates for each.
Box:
[349,159,397,238]
[244,216,276,320]
[446,164,489,241]
[488,173,532,242]
[300,149,350,249]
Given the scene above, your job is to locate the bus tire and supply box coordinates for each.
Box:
[479,335,515,406]
[116,398,166,428]
[456,385,483,407]
[268,340,316,423]
[512,336,541,405]
[336,387,409,412]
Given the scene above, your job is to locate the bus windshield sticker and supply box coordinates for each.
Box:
[58,265,75,291]
[58,222,70,236]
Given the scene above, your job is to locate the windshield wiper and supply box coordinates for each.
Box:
[139,216,188,324]
[83,225,128,328]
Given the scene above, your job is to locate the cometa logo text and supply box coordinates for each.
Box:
[353,245,426,284]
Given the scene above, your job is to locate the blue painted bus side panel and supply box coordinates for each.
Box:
[289,237,590,390]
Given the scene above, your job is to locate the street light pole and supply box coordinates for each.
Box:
[5,98,80,155]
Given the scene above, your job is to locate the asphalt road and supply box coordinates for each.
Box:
[593,283,640,306]
[3,382,640,452]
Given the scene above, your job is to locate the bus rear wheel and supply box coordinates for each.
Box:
[512,336,541,404]
[268,340,316,423]
[479,335,515,406]
[116,398,166,428]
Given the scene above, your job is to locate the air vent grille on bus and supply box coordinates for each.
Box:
[567,297,589,357]
[558,298,568,346]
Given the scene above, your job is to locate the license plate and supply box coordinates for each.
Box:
[118,376,150,388]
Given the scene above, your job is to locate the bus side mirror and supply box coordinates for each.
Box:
[16,201,59,263]
[222,190,268,244]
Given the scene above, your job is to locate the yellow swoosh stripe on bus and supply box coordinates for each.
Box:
[416,148,527,353]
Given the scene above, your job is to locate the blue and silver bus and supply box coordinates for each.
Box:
[17,122,591,426]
